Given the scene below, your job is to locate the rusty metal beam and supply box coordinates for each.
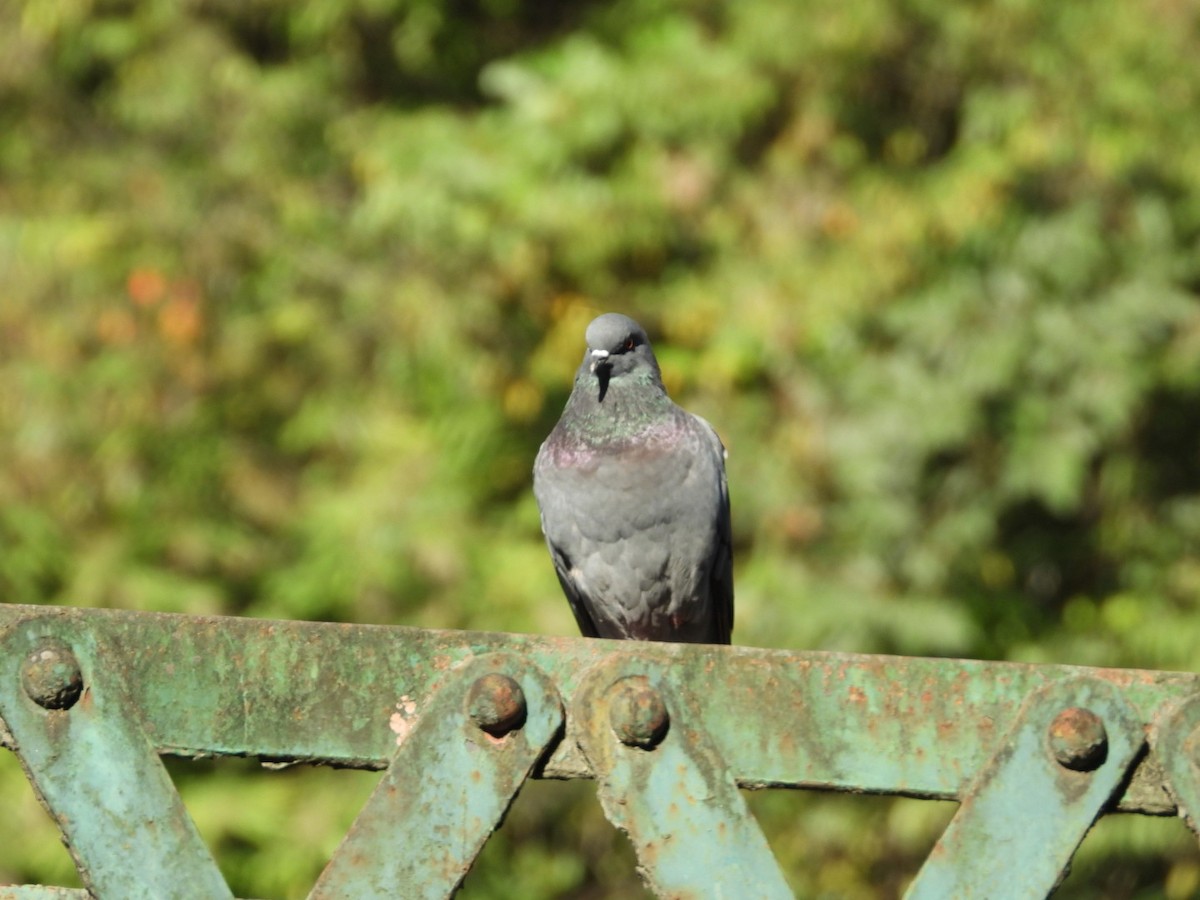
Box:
[0,892,253,900]
[309,653,563,899]
[574,655,793,898]
[0,604,1193,816]
[1151,693,1200,849]
[906,678,1146,898]
[0,616,233,899]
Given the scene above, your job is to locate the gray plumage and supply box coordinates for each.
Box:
[533,313,733,644]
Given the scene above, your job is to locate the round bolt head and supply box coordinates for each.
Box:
[21,639,83,711]
[1048,706,1108,772]
[608,676,669,749]
[467,673,527,737]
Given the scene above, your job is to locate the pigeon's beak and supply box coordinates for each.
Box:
[588,349,611,373]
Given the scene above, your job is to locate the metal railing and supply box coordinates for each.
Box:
[1,604,1198,898]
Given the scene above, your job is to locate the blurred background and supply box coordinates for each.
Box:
[2,0,1200,896]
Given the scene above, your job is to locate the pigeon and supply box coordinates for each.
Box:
[533,313,733,644]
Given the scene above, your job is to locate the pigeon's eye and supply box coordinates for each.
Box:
[623,337,635,351]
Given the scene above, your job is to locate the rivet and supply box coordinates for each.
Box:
[21,639,83,711]
[1048,706,1108,771]
[608,676,669,749]
[467,673,526,737]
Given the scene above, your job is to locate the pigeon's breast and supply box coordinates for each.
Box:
[542,419,689,477]
[545,419,716,534]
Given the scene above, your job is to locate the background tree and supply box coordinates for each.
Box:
[2,0,1199,895]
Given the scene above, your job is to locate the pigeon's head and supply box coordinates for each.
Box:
[583,313,662,393]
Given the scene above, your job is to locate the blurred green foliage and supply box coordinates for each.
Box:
[2,0,1200,896]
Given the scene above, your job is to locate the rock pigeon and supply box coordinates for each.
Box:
[533,313,733,644]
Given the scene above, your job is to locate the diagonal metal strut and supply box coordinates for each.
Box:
[574,655,793,899]
[310,653,563,899]
[907,677,1146,898]
[0,617,233,899]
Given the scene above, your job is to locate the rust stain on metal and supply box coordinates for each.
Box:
[1048,707,1108,773]
[467,673,527,738]
[608,676,669,749]
[776,728,797,761]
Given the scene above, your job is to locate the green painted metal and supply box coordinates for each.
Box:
[0,891,256,900]
[906,678,1146,898]
[0,606,1189,813]
[1152,693,1200,845]
[0,616,233,900]
[2,604,1199,898]
[309,653,563,899]
[574,656,793,899]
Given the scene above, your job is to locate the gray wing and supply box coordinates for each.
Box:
[548,541,603,639]
[695,415,734,644]
[532,442,603,638]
